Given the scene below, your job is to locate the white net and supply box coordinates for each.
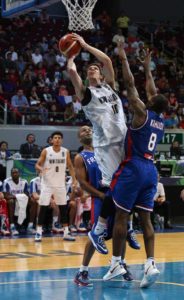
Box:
[61,0,98,31]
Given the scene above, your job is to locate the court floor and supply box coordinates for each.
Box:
[0,230,184,300]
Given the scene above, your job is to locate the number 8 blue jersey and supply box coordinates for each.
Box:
[125,110,164,160]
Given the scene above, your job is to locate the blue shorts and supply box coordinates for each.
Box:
[91,192,115,240]
[111,158,157,213]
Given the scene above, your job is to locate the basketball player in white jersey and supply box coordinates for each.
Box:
[3,168,29,235]
[67,34,140,251]
[35,131,77,242]
[67,33,127,187]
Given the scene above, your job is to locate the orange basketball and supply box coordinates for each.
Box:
[58,33,81,58]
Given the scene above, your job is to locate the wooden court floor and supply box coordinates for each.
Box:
[0,231,184,300]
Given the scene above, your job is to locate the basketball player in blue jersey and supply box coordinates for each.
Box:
[103,47,168,288]
[74,126,133,286]
[67,33,140,252]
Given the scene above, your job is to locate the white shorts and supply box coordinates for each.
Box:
[94,141,125,186]
[39,186,67,206]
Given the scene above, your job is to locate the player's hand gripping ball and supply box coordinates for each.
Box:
[58,33,81,58]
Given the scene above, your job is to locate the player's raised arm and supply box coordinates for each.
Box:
[72,33,115,88]
[117,43,146,123]
[138,49,157,100]
[67,56,86,100]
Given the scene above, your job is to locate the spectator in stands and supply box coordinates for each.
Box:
[41,86,55,106]
[168,92,179,112]
[32,48,43,66]
[39,36,49,53]
[170,140,182,159]
[56,51,66,68]
[16,55,26,75]
[11,88,29,110]
[43,48,56,68]
[116,11,130,37]
[64,103,76,123]
[36,73,46,89]
[6,45,18,62]
[112,29,125,45]
[19,133,41,158]
[3,168,29,235]
[45,136,53,147]
[164,112,179,129]
[152,174,173,229]
[29,86,41,107]
[4,51,17,72]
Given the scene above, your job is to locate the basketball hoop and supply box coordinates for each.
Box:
[61,0,98,31]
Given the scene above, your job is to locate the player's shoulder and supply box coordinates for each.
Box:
[20,177,28,184]
[4,177,12,184]
[61,146,68,153]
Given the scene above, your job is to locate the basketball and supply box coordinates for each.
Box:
[58,33,81,58]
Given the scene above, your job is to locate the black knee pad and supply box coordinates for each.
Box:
[59,205,68,224]
[38,206,48,225]
[100,195,115,219]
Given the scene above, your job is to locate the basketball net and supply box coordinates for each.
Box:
[61,0,98,31]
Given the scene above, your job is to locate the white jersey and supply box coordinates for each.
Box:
[3,177,28,195]
[41,146,67,188]
[30,176,41,194]
[82,83,127,147]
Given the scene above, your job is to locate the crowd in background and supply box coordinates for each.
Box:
[0,10,184,127]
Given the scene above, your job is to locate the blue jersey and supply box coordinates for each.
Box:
[111,110,164,213]
[80,150,102,189]
[125,110,164,160]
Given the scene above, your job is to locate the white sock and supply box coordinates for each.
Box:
[36,226,42,235]
[10,223,15,229]
[28,222,33,228]
[111,256,121,265]
[94,221,106,235]
[127,221,133,231]
[79,265,88,272]
[145,257,155,267]
[121,258,126,264]
[52,216,58,227]
[63,226,69,236]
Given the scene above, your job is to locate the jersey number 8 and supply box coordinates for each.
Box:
[148,133,157,151]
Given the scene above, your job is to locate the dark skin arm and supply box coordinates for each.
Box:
[117,42,147,128]
[74,154,105,200]
[138,49,157,100]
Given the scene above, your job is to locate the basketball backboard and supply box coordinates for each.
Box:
[1,0,60,17]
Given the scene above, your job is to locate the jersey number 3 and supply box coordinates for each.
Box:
[148,133,157,151]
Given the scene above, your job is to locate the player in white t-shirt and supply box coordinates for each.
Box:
[35,131,77,242]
